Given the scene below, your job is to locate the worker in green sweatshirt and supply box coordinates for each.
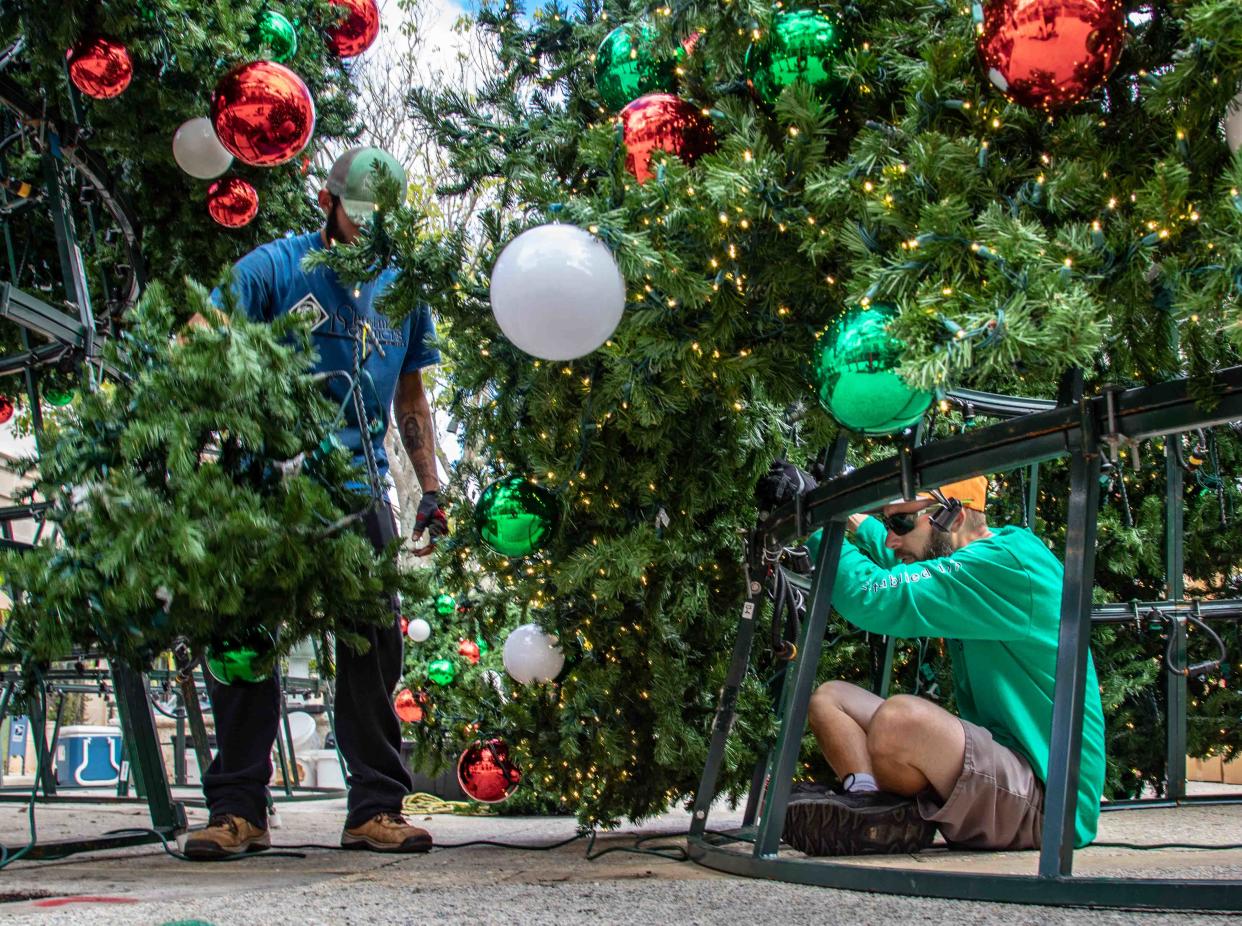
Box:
[783,476,1106,857]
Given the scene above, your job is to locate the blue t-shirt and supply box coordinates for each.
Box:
[211,231,439,476]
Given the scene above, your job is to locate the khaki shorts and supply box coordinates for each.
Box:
[916,717,1044,850]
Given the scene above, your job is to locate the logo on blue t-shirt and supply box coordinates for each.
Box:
[289,293,329,332]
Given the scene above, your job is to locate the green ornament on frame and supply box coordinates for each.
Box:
[206,644,271,685]
[474,477,559,557]
[814,302,933,435]
[745,9,846,106]
[44,387,74,407]
[428,657,456,686]
[257,10,299,63]
[595,24,676,112]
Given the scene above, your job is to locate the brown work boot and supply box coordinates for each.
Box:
[183,813,271,860]
[341,811,432,853]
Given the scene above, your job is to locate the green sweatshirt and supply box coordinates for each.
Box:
[821,517,1105,847]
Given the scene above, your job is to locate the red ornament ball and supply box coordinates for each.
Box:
[620,93,717,185]
[399,615,410,636]
[66,37,133,100]
[457,639,481,665]
[457,738,521,804]
[325,0,381,58]
[976,0,1125,111]
[394,687,425,723]
[211,61,316,167]
[0,396,13,425]
[206,178,259,228]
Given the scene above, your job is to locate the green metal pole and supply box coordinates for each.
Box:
[1026,463,1040,535]
[876,636,896,699]
[1037,410,1102,879]
[111,663,185,834]
[754,519,848,857]
[1165,438,1187,802]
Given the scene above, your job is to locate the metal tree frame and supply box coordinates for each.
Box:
[688,368,1242,911]
[0,57,189,859]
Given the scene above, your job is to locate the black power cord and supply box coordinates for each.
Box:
[1092,841,1242,850]
[71,826,733,865]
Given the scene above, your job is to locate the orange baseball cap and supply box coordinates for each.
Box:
[919,476,988,513]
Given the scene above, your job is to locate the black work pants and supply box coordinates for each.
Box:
[202,503,412,829]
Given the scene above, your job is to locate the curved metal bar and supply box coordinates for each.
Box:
[945,387,1058,419]
[0,75,144,311]
[764,365,1242,548]
[687,835,1242,911]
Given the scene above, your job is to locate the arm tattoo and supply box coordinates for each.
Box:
[395,372,439,493]
[398,408,438,493]
[400,411,425,453]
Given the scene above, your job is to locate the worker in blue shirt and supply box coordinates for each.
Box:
[184,147,446,859]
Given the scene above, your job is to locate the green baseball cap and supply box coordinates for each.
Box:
[325,146,406,224]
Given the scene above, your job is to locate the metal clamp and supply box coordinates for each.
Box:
[1099,384,1143,468]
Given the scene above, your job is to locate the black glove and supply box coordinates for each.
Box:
[412,491,448,554]
[756,460,818,510]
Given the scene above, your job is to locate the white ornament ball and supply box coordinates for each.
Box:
[173,117,234,180]
[407,617,432,643]
[489,224,625,361]
[502,622,565,684]
[1226,91,1242,155]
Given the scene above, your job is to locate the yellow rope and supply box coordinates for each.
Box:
[402,791,496,816]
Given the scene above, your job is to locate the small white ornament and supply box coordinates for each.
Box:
[489,224,626,361]
[502,623,565,684]
[173,117,234,179]
[482,668,510,704]
[407,617,432,643]
[1226,90,1242,155]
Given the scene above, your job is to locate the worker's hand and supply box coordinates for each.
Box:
[847,513,869,533]
[411,490,448,556]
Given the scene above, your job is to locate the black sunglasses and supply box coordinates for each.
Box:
[878,492,950,536]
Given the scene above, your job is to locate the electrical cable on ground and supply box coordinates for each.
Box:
[81,826,738,864]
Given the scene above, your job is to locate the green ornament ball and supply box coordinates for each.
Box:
[745,9,846,106]
[206,643,271,685]
[595,24,676,112]
[814,302,933,435]
[474,477,560,558]
[476,636,490,655]
[45,387,74,407]
[434,593,456,616]
[257,10,299,63]
[428,657,456,686]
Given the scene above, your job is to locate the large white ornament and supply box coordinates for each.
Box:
[489,224,626,361]
[173,117,234,179]
[407,617,432,643]
[1226,91,1242,155]
[502,623,565,684]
